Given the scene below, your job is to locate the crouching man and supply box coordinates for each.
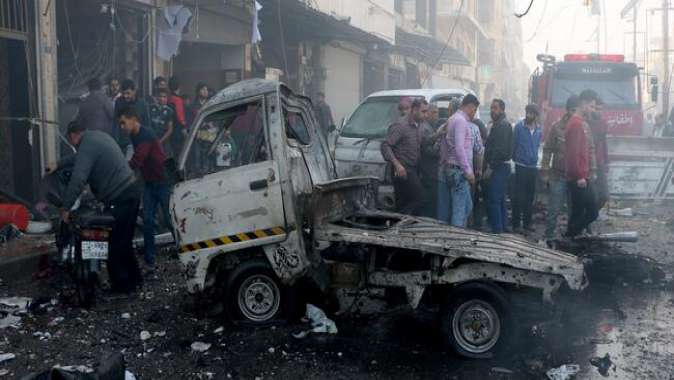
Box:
[50,121,143,294]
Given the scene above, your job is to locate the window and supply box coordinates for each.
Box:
[185,101,267,179]
[550,78,639,108]
[341,96,422,139]
[284,109,311,145]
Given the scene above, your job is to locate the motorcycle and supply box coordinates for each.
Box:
[43,164,115,307]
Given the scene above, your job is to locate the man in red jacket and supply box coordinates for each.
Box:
[565,89,599,237]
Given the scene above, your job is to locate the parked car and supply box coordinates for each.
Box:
[333,89,474,209]
[170,79,587,359]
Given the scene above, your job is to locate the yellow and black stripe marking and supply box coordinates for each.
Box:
[180,227,286,253]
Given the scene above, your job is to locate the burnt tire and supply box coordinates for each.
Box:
[441,282,515,359]
[225,259,298,325]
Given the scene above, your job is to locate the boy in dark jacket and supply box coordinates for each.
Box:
[119,106,171,273]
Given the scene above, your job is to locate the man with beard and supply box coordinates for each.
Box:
[542,96,577,246]
[484,99,512,234]
[511,104,542,233]
[565,90,599,237]
[381,99,428,215]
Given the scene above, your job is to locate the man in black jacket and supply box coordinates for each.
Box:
[484,99,513,234]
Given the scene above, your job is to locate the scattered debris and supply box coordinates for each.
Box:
[213,326,224,334]
[0,297,31,329]
[0,224,22,244]
[292,304,338,339]
[267,347,275,354]
[140,331,151,341]
[590,353,614,377]
[610,208,634,217]
[33,331,52,341]
[121,313,131,319]
[191,341,211,353]
[25,221,52,234]
[0,353,15,364]
[491,367,514,375]
[546,364,580,380]
[48,316,64,326]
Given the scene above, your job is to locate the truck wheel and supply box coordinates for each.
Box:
[441,282,515,359]
[225,259,297,325]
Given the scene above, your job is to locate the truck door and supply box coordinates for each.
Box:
[171,97,287,254]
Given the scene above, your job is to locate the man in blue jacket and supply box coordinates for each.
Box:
[512,104,542,233]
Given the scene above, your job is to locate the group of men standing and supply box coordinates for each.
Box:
[382,88,608,245]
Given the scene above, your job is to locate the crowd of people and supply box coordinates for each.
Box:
[49,75,215,294]
[381,89,609,248]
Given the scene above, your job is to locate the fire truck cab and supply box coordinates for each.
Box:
[530,53,642,138]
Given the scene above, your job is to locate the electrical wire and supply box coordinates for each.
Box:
[515,0,535,18]
[420,0,465,87]
[525,0,548,42]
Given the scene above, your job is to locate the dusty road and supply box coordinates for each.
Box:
[1,201,673,379]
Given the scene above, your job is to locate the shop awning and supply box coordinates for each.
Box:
[395,27,471,66]
[258,0,392,48]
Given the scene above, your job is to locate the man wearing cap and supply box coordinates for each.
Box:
[511,104,542,233]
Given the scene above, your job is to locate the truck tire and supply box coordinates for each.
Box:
[225,259,297,325]
[440,282,515,359]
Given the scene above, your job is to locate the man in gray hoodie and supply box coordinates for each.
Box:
[51,121,142,294]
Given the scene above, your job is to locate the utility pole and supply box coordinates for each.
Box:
[633,6,638,62]
[663,0,670,116]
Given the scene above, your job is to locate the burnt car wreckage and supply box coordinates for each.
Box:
[169,79,587,358]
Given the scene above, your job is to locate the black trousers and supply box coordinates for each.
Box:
[512,165,537,228]
[106,183,143,293]
[566,181,599,237]
[393,166,426,216]
[420,176,438,219]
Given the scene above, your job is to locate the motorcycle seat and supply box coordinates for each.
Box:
[78,215,115,227]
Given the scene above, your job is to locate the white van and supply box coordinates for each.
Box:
[334,88,474,209]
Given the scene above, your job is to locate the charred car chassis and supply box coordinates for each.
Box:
[170,79,587,358]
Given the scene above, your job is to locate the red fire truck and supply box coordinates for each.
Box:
[530,53,643,138]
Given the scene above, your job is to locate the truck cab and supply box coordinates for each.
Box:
[170,79,587,358]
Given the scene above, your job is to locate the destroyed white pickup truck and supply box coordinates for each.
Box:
[169,79,587,358]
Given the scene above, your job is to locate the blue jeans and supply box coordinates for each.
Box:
[487,163,510,233]
[143,182,172,267]
[544,174,568,240]
[437,166,473,227]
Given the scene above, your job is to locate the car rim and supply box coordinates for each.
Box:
[452,299,501,354]
[237,274,281,322]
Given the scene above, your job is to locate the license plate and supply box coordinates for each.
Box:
[81,241,108,260]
